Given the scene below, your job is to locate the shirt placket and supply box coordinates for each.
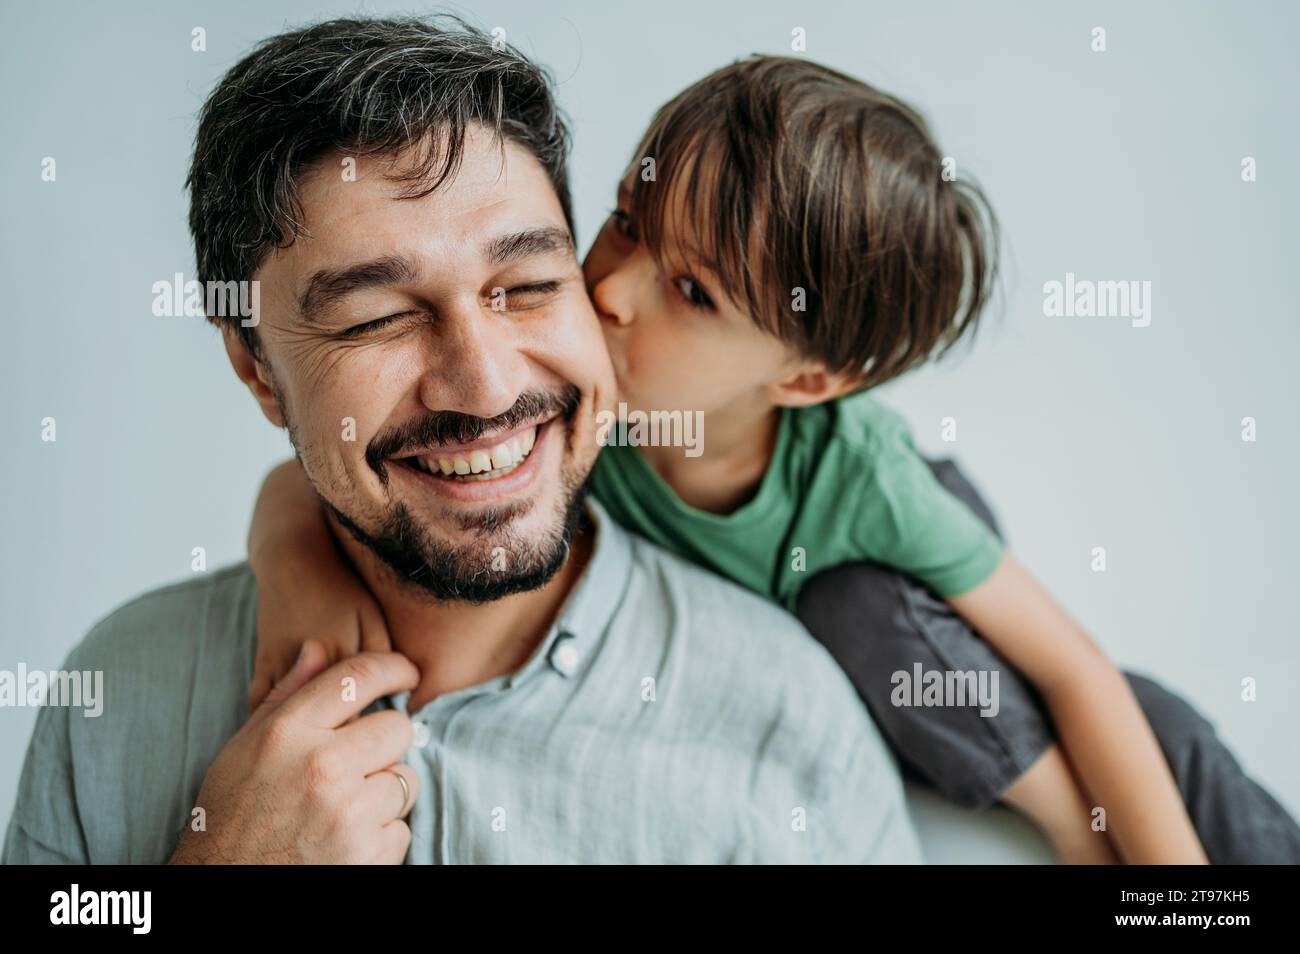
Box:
[406,688,494,865]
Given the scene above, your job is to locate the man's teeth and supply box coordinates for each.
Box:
[412,427,538,479]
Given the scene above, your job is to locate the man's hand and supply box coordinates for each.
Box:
[170,640,421,864]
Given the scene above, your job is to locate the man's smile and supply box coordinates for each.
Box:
[412,424,537,478]
[389,415,560,503]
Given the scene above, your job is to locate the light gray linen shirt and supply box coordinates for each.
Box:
[3,500,921,864]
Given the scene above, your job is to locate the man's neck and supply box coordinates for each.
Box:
[329,512,594,715]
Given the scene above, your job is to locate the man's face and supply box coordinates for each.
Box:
[239,127,616,601]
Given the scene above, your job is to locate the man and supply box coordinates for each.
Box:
[2,17,921,864]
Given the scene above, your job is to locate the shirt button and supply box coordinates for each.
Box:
[550,637,580,677]
[411,721,431,749]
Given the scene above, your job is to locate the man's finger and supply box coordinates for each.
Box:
[333,708,415,774]
[280,651,420,729]
[255,640,330,717]
[377,818,413,864]
[363,762,419,823]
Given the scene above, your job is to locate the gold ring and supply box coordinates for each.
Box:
[386,767,412,816]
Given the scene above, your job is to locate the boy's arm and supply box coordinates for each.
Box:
[947,554,1208,864]
[248,459,334,566]
[247,460,389,710]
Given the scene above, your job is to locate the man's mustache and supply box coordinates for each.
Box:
[365,384,582,478]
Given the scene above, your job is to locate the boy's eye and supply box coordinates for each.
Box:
[675,276,715,311]
[609,208,637,241]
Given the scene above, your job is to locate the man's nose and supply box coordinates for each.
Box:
[416,302,525,419]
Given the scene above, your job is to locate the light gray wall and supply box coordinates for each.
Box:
[2,0,1297,836]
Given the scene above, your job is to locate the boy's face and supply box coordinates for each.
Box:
[582,172,799,419]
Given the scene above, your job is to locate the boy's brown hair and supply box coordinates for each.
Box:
[628,56,999,388]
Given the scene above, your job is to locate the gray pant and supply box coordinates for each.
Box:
[794,458,1300,864]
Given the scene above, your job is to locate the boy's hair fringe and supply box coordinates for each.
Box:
[629,56,1000,388]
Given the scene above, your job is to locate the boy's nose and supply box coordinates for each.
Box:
[590,270,637,329]
[594,297,632,329]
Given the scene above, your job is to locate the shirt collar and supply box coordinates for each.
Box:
[382,496,634,715]
[504,495,633,687]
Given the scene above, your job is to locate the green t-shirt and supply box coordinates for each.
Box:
[588,391,1005,613]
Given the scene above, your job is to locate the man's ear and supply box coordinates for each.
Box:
[221,325,286,427]
[766,360,866,409]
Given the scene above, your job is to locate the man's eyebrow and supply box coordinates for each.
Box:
[485,227,574,267]
[297,255,418,323]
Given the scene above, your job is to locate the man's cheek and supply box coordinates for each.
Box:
[292,406,373,488]
[299,373,392,451]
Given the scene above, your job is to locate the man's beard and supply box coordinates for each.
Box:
[322,473,591,604]
[273,372,591,603]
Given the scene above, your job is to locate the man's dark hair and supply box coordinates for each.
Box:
[186,16,572,353]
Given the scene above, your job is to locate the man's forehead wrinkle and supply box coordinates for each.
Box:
[361,127,518,213]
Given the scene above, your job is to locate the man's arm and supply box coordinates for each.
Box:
[2,692,90,864]
[815,712,924,864]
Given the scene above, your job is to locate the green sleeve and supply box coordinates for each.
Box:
[853,430,1005,598]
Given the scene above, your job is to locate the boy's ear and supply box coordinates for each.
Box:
[221,326,286,428]
[766,360,866,408]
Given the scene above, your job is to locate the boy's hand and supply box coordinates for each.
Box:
[249,544,393,713]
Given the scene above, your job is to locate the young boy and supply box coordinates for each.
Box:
[247,57,1297,863]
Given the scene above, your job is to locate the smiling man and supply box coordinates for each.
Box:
[244,127,606,621]
[2,17,920,864]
